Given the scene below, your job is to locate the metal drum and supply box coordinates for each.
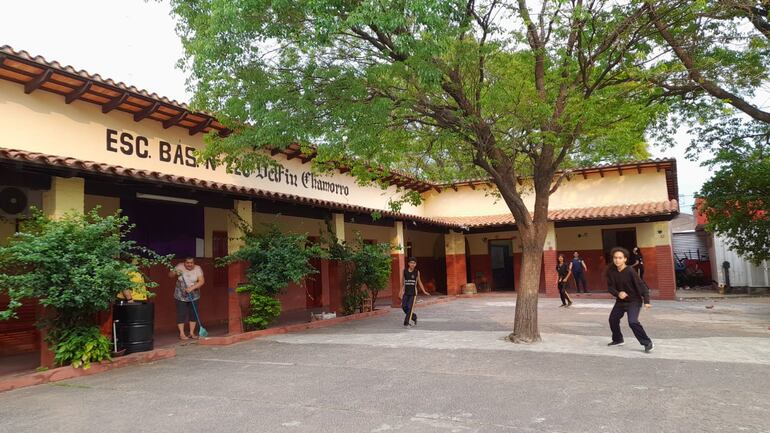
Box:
[113,302,154,354]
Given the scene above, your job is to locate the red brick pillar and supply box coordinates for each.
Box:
[37,305,55,369]
[543,249,559,298]
[227,261,248,334]
[445,231,467,295]
[328,260,345,313]
[655,245,676,300]
[320,258,331,308]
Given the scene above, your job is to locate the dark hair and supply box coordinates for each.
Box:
[558,254,565,261]
[184,257,195,261]
[604,247,630,278]
[407,256,417,263]
[610,247,629,259]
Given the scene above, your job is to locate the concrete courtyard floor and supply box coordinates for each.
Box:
[1,295,769,433]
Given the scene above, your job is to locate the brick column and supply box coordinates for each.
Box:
[543,222,560,297]
[445,231,467,295]
[39,176,85,368]
[651,222,676,300]
[325,213,345,311]
[226,200,253,334]
[390,221,406,307]
[655,245,676,300]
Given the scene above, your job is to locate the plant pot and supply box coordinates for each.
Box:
[461,283,477,295]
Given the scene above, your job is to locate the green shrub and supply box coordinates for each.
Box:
[242,294,282,331]
[221,223,321,297]
[221,223,322,329]
[0,208,169,367]
[51,325,112,369]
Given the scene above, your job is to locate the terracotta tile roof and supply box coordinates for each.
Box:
[0,148,457,228]
[0,46,227,136]
[0,148,680,228]
[437,200,679,228]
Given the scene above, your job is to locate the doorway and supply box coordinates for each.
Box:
[602,228,638,263]
[489,239,514,291]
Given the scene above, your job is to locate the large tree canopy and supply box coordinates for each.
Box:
[643,1,770,262]
[171,0,670,342]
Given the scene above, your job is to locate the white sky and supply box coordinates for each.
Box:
[0,0,710,211]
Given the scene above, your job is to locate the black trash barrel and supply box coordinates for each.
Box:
[113,302,154,354]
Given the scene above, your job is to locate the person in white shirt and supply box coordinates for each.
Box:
[168,257,205,340]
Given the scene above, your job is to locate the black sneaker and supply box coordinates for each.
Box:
[644,342,654,353]
[412,316,417,325]
[607,341,625,347]
[559,304,567,308]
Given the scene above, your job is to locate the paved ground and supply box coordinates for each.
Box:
[1,295,769,433]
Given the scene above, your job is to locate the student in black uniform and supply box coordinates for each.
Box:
[399,257,430,327]
[606,247,654,353]
[556,254,573,307]
[629,246,645,280]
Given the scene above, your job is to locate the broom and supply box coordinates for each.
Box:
[180,274,208,337]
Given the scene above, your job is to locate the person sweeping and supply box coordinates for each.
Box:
[399,257,430,327]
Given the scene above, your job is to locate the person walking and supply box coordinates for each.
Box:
[606,247,654,353]
[629,246,645,280]
[169,257,205,340]
[570,251,589,293]
[399,257,430,327]
[556,254,573,307]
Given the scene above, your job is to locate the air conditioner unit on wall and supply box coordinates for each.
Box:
[0,187,42,220]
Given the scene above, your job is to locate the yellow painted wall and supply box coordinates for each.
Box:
[0,79,677,223]
[466,231,522,255]
[0,219,14,246]
[345,222,391,244]
[84,194,120,217]
[420,170,670,218]
[253,212,325,237]
[204,207,229,258]
[405,230,442,256]
[555,221,671,250]
[42,177,84,218]
[0,80,423,216]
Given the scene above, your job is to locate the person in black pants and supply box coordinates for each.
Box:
[570,251,589,293]
[630,246,645,280]
[399,257,430,327]
[556,254,573,307]
[606,247,654,353]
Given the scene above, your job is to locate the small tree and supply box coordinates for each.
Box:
[696,144,769,264]
[220,223,322,330]
[0,209,169,367]
[348,237,392,308]
[319,227,392,314]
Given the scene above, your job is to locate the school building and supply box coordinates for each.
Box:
[0,46,679,365]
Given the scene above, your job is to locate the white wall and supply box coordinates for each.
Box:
[710,234,770,288]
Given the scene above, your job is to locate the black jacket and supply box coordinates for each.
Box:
[606,266,650,304]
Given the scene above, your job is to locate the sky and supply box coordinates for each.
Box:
[0,0,711,211]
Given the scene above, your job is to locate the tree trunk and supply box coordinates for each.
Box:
[508,223,547,343]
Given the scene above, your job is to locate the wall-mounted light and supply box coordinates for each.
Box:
[136,193,198,205]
